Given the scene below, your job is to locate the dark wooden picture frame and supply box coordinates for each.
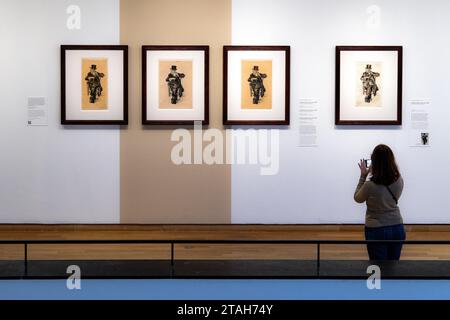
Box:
[61,45,128,125]
[223,46,290,125]
[142,45,209,125]
[335,46,403,126]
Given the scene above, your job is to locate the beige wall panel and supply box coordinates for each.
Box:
[120,0,231,223]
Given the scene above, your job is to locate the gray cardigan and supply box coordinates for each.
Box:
[354,174,404,228]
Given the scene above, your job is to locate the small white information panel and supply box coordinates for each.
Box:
[408,99,431,147]
[27,97,48,126]
[298,99,319,147]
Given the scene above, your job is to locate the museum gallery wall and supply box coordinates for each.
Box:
[1,0,449,224]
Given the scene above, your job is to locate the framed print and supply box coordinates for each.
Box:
[142,45,209,125]
[61,45,128,125]
[223,46,290,125]
[336,46,403,125]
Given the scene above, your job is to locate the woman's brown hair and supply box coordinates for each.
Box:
[370,144,400,186]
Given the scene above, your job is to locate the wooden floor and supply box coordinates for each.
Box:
[0,224,450,261]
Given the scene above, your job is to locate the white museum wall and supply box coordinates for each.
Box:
[231,0,450,223]
[0,0,120,223]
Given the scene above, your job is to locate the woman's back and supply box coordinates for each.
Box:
[354,175,404,228]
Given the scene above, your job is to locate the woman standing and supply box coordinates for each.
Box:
[354,144,406,260]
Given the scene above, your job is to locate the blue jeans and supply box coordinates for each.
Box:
[365,224,406,260]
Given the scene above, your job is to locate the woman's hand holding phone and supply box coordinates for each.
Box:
[358,159,371,176]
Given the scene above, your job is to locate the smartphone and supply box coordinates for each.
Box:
[364,159,372,168]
